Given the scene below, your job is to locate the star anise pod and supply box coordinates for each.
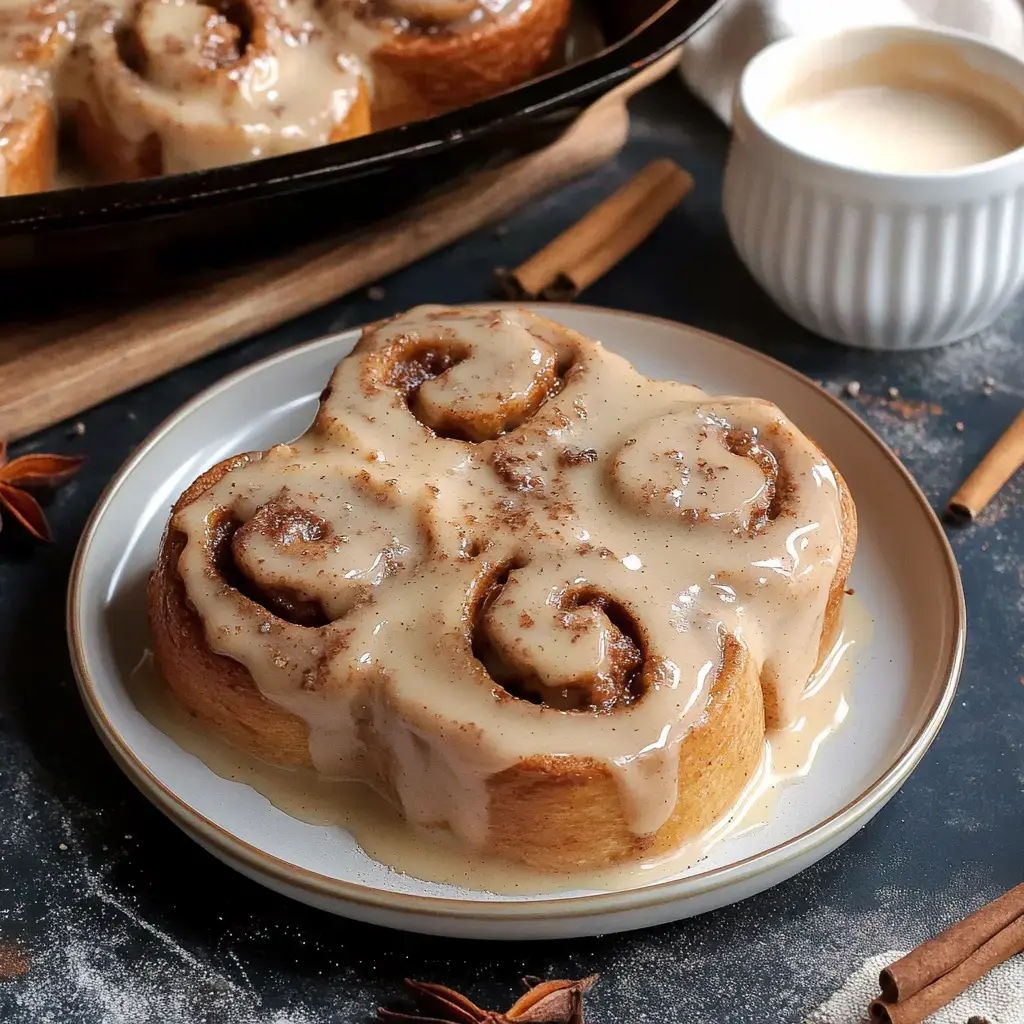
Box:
[0,440,85,542]
[378,975,598,1024]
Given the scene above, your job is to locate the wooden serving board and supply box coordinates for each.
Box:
[0,53,678,442]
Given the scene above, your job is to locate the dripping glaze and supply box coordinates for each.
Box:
[162,306,855,868]
[131,598,866,893]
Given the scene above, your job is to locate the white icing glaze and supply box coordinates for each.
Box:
[70,0,367,173]
[0,0,78,66]
[0,63,47,124]
[171,306,850,850]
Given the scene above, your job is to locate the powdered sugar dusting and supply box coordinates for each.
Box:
[912,312,1024,400]
[0,743,335,1024]
[589,856,1008,1021]
[4,869,326,1024]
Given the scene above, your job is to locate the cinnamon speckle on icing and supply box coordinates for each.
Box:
[171,306,848,848]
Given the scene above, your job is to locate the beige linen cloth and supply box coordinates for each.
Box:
[804,950,1024,1023]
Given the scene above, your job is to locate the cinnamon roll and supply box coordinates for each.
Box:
[0,67,55,193]
[148,306,857,873]
[327,0,572,129]
[66,0,372,180]
[0,0,77,194]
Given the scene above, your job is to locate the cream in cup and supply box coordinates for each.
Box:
[723,26,1024,350]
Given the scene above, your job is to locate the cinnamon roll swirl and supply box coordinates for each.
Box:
[67,0,371,180]
[149,306,857,873]
[327,0,572,129]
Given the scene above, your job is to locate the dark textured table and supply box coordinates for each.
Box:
[2,78,1022,1024]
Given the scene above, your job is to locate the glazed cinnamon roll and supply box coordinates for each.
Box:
[0,67,55,193]
[327,0,572,128]
[0,0,77,194]
[66,0,372,180]
[149,306,857,873]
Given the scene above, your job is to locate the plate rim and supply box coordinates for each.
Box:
[67,303,967,922]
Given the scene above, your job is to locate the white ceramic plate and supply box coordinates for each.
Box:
[68,305,965,939]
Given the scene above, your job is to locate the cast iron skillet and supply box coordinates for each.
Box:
[0,0,725,280]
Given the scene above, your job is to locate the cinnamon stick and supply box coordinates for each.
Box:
[869,913,1024,1024]
[878,882,1024,1002]
[499,159,693,300]
[946,409,1024,521]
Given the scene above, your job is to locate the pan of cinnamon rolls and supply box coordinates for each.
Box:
[0,0,724,268]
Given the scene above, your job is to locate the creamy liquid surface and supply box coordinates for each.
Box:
[130,597,868,893]
[767,84,1024,173]
[164,306,854,874]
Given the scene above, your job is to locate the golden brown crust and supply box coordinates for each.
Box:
[71,99,159,182]
[329,80,373,143]
[486,638,765,871]
[369,0,572,129]
[0,88,55,195]
[148,455,314,768]
[0,0,66,196]
[823,456,858,648]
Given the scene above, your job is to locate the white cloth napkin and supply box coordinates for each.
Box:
[805,951,1024,1024]
[679,0,1024,123]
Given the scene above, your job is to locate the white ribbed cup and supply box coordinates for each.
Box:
[723,26,1024,350]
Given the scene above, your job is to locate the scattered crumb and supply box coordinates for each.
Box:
[68,421,86,438]
[844,381,861,398]
[126,411,137,421]
[955,421,965,432]
[856,394,943,420]
[493,223,509,238]
[845,588,855,596]
[982,376,996,388]
[837,392,961,507]
[0,942,29,979]
[887,386,900,399]
[58,842,68,851]
[366,285,386,301]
